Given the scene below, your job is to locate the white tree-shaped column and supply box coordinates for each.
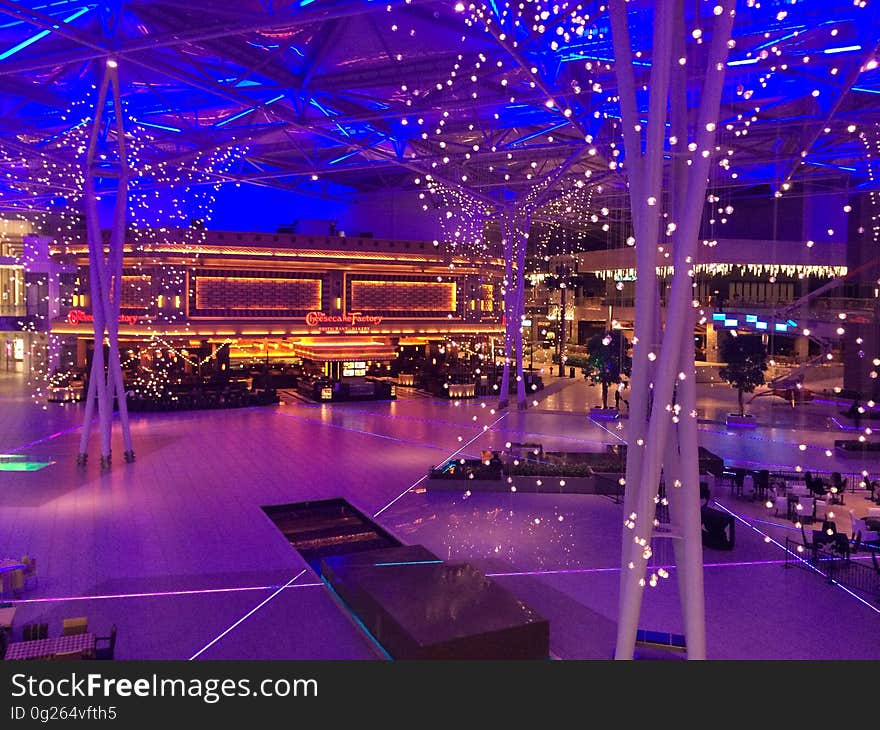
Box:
[76,60,134,469]
[498,207,532,411]
[610,0,737,660]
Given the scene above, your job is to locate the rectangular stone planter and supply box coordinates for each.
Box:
[834,439,880,458]
[589,407,620,420]
[426,472,622,496]
[726,413,757,428]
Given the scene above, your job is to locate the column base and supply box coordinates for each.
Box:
[100,454,112,470]
[124,450,135,463]
[76,453,87,466]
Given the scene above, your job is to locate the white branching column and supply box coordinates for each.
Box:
[498,209,532,411]
[513,210,531,409]
[611,0,736,660]
[77,60,134,469]
[609,0,672,582]
[498,213,515,410]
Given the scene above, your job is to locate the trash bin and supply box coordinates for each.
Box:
[700,505,734,550]
[569,366,575,378]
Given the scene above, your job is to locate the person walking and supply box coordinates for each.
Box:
[848,399,862,430]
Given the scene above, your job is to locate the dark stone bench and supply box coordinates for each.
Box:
[834,440,880,457]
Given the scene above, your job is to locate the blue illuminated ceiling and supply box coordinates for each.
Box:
[0,0,877,219]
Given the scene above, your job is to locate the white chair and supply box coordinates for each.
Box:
[850,510,880,548]
[795,497,815,524]
[769,487,789,518]
[814,500,833,522]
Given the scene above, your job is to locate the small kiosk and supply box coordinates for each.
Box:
[292,338,398,401]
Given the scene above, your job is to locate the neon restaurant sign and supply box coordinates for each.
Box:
[305,311,383,333]
[66,309,141,326]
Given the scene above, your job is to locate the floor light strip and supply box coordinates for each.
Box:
[188,569,308,660]
[372,413,508,518]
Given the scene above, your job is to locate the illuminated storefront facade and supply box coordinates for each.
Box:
[48,229,505,375]
[1,219,67,375]
[531,237,876,390]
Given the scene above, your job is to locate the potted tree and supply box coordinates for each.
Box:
[583,330,632,419]
[719,333,768,428]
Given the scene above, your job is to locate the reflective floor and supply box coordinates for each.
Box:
[1,370,878,660]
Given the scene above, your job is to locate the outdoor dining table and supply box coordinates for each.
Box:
[3,632,96,660]
[788,483,810,497]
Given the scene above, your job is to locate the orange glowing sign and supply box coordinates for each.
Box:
[305,311,382,332]
[67,309,141,326]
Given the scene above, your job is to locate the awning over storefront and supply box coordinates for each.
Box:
[291,338,398,362]
[49,318,503,339]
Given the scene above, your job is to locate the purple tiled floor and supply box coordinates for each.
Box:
[1,372,878,660]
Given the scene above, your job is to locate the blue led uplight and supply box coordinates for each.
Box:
[823,45,862,54]
[215,94,285,127]
[215,108,256,127]
[0,6,91,61]
[727,57,759,67]
[135,120,182,133]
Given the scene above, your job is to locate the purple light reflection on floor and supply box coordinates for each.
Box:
[712,500,880,615]
[585,416,627,444]
[267,408,459,452]
[189,569,309,660]
[282,402,626,450]
[831,417,858,431]
[7,422,84,453]
[3,582,325,605]
[485,558,803,578]
[3,374,878,659]
[373,413,507,517]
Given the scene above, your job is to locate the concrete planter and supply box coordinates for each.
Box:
[589,407,620,420]
[426,472,622,496]
[726,413,756,428]
[834,439,880,458]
